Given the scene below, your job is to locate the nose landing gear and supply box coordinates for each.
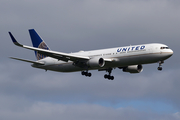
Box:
[157,61,164,71]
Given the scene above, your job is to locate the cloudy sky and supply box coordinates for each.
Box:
[1,0,180,119]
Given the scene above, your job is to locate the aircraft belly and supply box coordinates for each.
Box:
[33,62,85,72]
[104,53,163,67]
[51,63,85,72]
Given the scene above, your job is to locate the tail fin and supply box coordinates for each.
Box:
[29,29,50,60]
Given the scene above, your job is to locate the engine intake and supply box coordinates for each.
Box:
[123,65,143,73]
[87,58,105,68]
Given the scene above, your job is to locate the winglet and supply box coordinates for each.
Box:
[8,32,23,47]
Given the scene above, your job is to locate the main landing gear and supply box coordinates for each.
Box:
[104,68,114,80]
[81,71,92,77]
[157,61,164,71]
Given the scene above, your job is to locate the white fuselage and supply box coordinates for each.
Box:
[32,43,173,72]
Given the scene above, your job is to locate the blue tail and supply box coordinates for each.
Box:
[29,29,50,60]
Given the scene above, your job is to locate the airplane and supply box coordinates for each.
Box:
[9,29,173,80]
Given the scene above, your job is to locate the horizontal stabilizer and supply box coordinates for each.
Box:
[10,57,45,65]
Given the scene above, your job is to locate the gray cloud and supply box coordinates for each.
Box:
[0,98,179,120]
[1,61,180,107]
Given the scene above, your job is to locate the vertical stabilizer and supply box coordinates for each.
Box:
[29,29,50,60]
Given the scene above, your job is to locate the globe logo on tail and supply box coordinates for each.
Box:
[36,42,50,60]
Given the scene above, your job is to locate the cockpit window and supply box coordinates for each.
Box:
[160,47,169,49]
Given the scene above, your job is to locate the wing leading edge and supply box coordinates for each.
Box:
[9,32,90,62]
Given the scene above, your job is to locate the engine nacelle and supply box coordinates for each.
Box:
[123,65,143,73]
[87,58,105,68]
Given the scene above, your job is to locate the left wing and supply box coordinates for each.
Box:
[9,32,90,62]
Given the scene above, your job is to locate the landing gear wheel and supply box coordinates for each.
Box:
[81,71,92,77]
[158,67,162,71]
[110,76,114,80]
[81,71,85,75]
[108,76,114,80]
[87,73,92,77]
[104,74,114,80]
[104,74,108,79]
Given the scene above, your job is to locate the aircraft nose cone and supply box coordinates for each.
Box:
[167,49,173,57]
[170,49,173,55]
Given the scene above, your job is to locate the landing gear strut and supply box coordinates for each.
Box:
[157,61,164,71]
[81,71,92,77]
[104,68,114,80]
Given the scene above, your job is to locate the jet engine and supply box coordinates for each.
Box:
[87,58,105,68]
[123,65,143,73]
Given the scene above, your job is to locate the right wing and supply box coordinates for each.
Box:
[9,32,90,62]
